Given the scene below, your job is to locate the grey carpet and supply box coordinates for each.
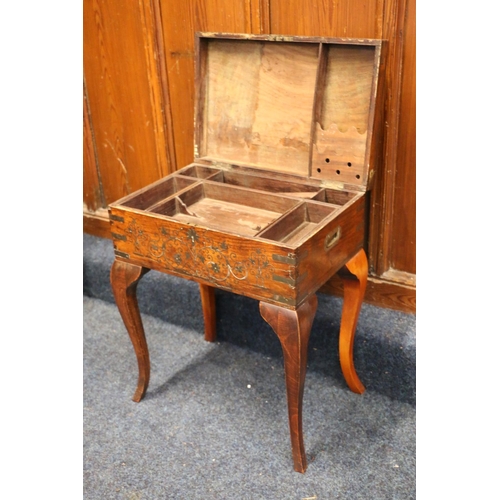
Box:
[83,234,416,499]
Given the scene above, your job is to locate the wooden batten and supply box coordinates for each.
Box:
[194,33,385,192]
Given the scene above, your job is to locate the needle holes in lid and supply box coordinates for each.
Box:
[325,158,330,163]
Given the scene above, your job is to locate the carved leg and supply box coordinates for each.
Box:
[260,294,318,473]
[199,283,216,342]
[337,249,368,394]
[110,260,150,402]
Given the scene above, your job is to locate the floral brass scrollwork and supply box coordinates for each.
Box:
[126,221,274,288]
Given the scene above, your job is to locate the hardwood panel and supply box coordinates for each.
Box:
[83,0,169,205]
[390,0,416,273]
[83,84,103,212]
[269,0,382,38]
[203,40,318,175]
[253,0,271,34]
[159,0,266,171]
[366,0,411,276]
[310,44,378,187]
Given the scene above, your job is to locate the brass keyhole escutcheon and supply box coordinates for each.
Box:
[324,227,341,251]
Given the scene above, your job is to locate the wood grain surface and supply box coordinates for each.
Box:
[390,0,415,274]
[368,0,415,281]
[269,0,382,38]
[84,0,169,204]
[83,84,103,212]
[203,40,317,175]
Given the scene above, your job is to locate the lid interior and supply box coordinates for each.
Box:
[196,36,381,188]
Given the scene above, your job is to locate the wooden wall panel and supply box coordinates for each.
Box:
[269,0,382,38]
[83,0,169,205]
[366,0,415,285]
[83,84,103,212]
[159,0,268,170]
[390,0,415,274]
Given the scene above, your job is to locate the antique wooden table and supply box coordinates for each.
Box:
[109,33,386,473]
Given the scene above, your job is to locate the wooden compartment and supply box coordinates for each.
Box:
[151,181,300,237]
[311,188,359,206]
[205,169,321,198]
[177,164,222,179]
[257,201,338,245]
[118,175,198,210]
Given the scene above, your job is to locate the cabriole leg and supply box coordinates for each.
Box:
[110,260,150,402]
[337,249,368,394]
[259,294,318,473]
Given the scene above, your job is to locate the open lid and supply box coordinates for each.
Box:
[194,33,386,191]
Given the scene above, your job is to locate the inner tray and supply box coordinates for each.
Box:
[178,164,222,179]
[257,201,337,245]
[119,175,197,209]
[206,170,321,199]
[173,164,361,206]
[151,182,299,237]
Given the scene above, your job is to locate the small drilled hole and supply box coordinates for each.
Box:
[347,162,352,167]
[356,174,360,179]
[336,170,341,175]
[317,168,321,173]
[325,158,330,163]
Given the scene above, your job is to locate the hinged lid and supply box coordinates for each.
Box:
[194,33,386,191]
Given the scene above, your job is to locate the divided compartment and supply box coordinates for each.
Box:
[151,182,300,237]
[257,201,337,246]
[119,175,198,210]
[206,170,321,199]
[177,164,222,179]
[310,188,359,206]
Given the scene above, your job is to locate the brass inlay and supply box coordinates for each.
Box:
[111,232,127,241]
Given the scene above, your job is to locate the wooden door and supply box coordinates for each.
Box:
[83,0,416,313]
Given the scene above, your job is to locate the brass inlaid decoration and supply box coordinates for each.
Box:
[126,219,276,288]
